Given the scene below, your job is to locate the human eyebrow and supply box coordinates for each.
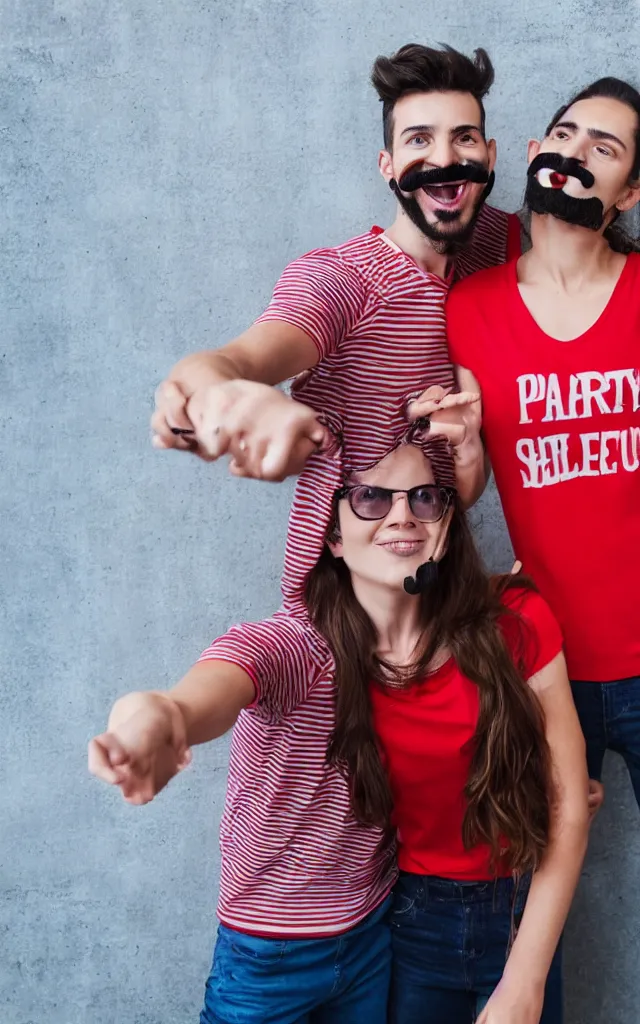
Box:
[451,124,482,136]
[587,127,626,149]
[399,124,433,137]
[554,120,626,149]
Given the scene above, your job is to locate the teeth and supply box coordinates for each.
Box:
[423,182,464,203]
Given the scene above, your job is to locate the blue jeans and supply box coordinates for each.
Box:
[571,676,640,806]
[200,897,391,1024]
[389,873,563,1024]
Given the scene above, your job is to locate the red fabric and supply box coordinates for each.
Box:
[506,212,523,260]
[370,588,563,880]
[447,256,640,681]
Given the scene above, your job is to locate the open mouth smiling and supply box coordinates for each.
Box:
[421,180,469,205]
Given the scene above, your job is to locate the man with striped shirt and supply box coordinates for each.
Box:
[151,43,522,507]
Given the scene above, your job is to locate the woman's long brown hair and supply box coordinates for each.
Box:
[304,498,553,874]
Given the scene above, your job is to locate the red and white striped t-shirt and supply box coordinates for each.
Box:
[202,208,519,938]
[199,604,396,939]
[255,206,520,611]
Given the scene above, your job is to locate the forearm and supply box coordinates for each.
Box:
[166,660,255,746]
[453,436,490,509]
[166,322,320,394]
[167,348,249,393]
[504,817,588,986]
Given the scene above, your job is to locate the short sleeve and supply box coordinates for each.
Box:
[445,283,478,374]
[500,588,564,681]
[255,249,367,359]
[197,614,319,720]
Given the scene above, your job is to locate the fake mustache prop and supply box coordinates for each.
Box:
[389,160,494,243]
[395,160,491,195]
[525,152,604,230]
[403,558,439,595]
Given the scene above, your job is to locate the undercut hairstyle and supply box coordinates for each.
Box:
[546,77,640,179]
[371,43,495,151]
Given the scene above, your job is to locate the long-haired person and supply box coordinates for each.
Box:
[89,443,588,1024]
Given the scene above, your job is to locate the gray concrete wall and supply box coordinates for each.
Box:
[2,1,639,1021]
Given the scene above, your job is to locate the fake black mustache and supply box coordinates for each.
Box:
[527,152,595,190]
[396,161,490,194]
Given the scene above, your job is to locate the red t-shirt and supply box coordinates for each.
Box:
[446,255,640,681]
[370,588,563,880]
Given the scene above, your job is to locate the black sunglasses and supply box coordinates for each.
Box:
[335,484,455,522]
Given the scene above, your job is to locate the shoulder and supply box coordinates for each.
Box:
[497,584,564,678]
[283,233,374,279]
[500,585,556,624]
[447,259,513,311]
[227,611,320,647]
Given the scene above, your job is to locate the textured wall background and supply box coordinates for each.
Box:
[2,2,639,1022]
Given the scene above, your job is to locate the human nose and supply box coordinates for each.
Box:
[428,134,457,169]
[560,133,589,164]
[384,492,417,527]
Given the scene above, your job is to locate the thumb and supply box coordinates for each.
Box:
[177,747,193,772]
[88,733,132,784]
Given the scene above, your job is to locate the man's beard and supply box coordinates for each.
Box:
[525,152,605,230]
[390,160,494,250]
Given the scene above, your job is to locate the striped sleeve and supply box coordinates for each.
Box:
[255,249,368,358]
[198,615,320,719]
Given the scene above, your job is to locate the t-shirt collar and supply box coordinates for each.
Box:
[371,226,454,285]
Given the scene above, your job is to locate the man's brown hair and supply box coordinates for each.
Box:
[371,43,495,150]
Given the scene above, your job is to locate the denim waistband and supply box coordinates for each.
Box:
[397,871,531,904]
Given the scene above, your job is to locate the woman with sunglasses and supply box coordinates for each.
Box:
[88,441,588,1024]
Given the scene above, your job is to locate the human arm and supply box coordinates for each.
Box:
[477,651,590,1023]
[87,660,255,804]
[151,250,366,478]
[407,365,490,509]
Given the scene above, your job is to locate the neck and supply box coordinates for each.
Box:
[384,207,450,277]
[350,575,423,663]
[524,212,620,287]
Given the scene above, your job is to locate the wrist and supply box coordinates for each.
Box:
[502,953,549,991]
[149,690,187,736]
[452,431,483,463]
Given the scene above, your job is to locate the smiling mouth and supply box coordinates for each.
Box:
[379,540,424,557]
[421,181,468,205]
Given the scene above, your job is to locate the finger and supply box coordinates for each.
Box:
[407,399,440,420]
[434,391,480,408]
[588,780,604,808]
[155,381,193,431]
[177,747,193,772]
[121,778,155,805]
[416,385,450,402]
[409,393,479,419]
[150,409,193,451]
[88,735,130,783]
[261,432,321,479]
[510,560,523,575]
[309,423,328,447]
[199,423,233,460]
[227,434,268,479]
